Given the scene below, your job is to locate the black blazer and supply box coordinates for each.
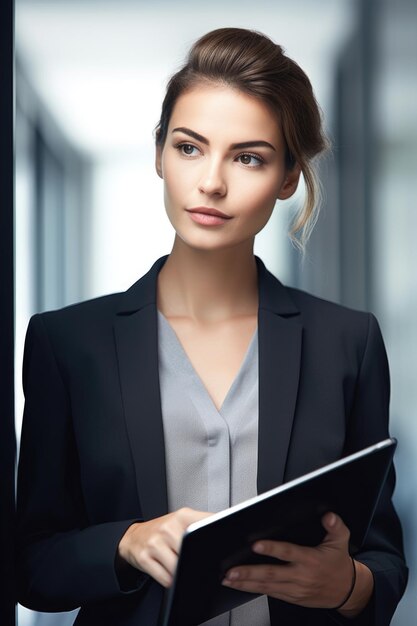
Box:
[16,256,407,626]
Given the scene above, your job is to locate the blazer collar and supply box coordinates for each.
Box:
[257,257,299,316]
[114,255,302,520]
[115,256,168,315]
[116,254,300,317]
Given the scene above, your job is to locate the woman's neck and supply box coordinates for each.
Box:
[157,237,258,323]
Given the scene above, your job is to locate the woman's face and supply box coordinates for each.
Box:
[155,83,300,252]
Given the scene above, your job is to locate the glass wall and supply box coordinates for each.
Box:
[371,1,417,622]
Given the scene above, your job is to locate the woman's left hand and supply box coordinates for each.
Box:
[222,512,356,609]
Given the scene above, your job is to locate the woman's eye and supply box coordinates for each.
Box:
[237,153,264,167]
[176,143,200,157]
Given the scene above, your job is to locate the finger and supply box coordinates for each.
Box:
[158,519,187,555]
[321,512,350,545]
[134,529,179,577]
[222,575,296,599]
[155,543,179,577]
[223,563,293,584]
[251,539,308,563]
[157,511,204,555]
[222,577,279,595]
[178,508,213,527]
[222,577,324,607]
[143,558,174,588]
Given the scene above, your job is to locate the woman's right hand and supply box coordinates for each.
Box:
[117,507,212,587]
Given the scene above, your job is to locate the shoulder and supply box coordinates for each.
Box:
[290,283,379,332]
[262,258,384,356]
[27,256,167,340]
[23,292,125,372]
[258,257,374,338]
[28,291,124,338]
[287,285,371,326]
[38,291,123,321]
[260,254,373,330]
[284,285,386,364]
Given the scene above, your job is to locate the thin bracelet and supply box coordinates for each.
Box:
[332,557,357,610]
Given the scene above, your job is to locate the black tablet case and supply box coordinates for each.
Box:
[161,438,396,626]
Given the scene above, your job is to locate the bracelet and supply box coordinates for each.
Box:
[332,557,357,610]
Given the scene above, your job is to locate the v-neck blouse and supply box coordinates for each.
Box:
[157,311,270,626]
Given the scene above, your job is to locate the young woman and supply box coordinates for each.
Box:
[16,28,407,626]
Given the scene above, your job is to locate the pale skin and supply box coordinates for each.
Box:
[117,83,374,617]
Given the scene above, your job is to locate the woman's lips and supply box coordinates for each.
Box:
[186,207,232,226]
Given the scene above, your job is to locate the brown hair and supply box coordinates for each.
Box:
[155,27,328,250]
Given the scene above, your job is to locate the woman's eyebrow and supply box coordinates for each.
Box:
[172,127,207,144]
[172,127,276,152]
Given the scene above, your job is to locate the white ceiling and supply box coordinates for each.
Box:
[15,0,355,157]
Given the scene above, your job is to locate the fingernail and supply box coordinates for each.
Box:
[328,513,336,526]
[253,542,265,553]
[226,570,239,580]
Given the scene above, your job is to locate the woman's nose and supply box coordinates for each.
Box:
[198,159,227,196]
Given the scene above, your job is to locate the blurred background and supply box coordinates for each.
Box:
[14,0,416,624]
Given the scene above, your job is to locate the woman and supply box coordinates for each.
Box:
[16,27,407,626]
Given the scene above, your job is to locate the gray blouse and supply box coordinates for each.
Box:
[157,311,270,626]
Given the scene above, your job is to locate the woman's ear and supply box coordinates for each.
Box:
[155,143,163,179]
[277,164,301,200]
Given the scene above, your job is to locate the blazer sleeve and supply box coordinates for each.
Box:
[328,313,408,625]
[16,314,149,613]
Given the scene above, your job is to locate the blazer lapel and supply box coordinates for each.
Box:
[256,258,303,494]
[114,256,169,521]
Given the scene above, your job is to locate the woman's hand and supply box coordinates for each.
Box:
[222,512,374,615]
[118,507,212,588]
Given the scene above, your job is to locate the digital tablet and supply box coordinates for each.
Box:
[160,438,396,626]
